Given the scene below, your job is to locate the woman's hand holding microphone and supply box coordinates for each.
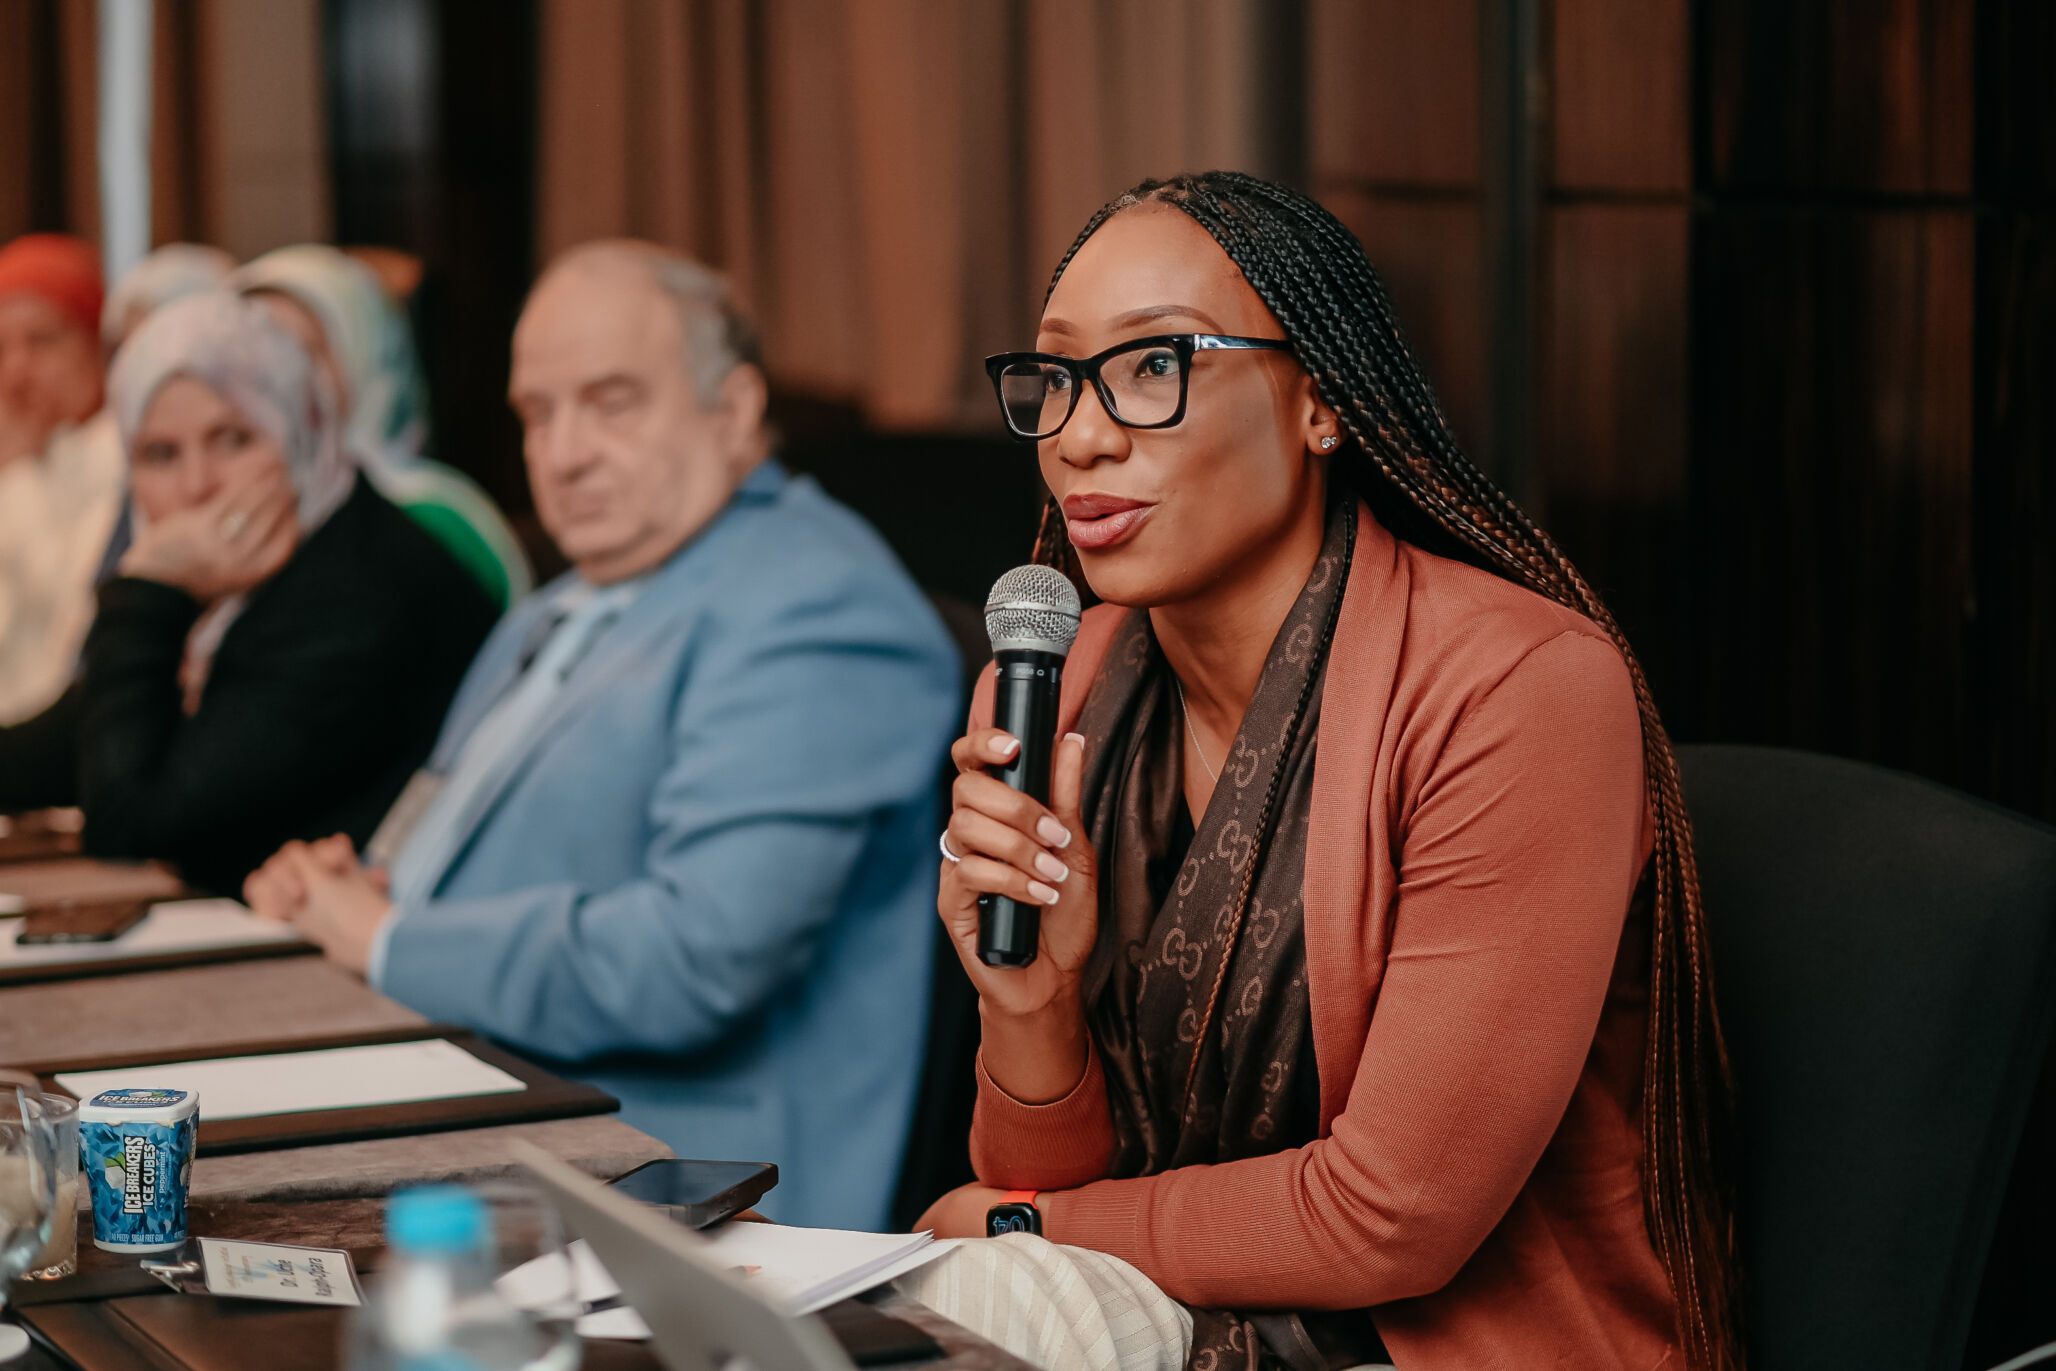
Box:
[938,726,1100,1105]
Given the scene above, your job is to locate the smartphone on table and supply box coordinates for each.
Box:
[607,1158,779,1229]
[15,898,153,945]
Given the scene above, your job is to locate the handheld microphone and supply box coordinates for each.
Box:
[977,565,1083,967]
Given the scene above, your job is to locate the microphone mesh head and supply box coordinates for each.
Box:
[985,564,1082,657]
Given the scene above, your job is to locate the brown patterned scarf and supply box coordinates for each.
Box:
[1073,500,1384,1371]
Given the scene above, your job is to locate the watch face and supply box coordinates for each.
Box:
[986,1202,1040,1238]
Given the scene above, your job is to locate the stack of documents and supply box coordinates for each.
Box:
[54,1039,527,1120]
[695,1223,953,1314]
[505,1225,957,1339]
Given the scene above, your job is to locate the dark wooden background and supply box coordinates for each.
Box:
[7,0,2050,823]
[1319,0,2054,825]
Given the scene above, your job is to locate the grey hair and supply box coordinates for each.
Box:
[645,252,763,405]
[537,240,762,406]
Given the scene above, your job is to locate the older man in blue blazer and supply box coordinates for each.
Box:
[247,241,959,1231]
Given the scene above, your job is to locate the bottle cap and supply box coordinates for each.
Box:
[386,1185,487,1255]
[77,1087,198,1125]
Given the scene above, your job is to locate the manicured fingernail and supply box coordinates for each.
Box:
[995,736,1020,758]
[1065,732,1085,747]
[1027,880,1060,905]
[1034,852,1069,883]
[1037,817,1071,848]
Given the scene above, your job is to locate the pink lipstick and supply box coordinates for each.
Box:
[1062,493,1157,551]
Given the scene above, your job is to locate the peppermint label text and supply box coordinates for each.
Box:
[122,1136,157,1214]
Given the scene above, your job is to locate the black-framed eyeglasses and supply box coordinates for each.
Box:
[984,333,1294,441]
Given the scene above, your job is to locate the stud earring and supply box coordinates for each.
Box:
[1320,436,1338,450]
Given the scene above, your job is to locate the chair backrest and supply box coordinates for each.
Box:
[888,589,989,1231]
[889,923,982,1231]
[368,458,535,609]
[776,427,1041,609]
[1678,745,2056,1371]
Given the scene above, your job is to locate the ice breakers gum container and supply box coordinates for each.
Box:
[77,1088,198,1253]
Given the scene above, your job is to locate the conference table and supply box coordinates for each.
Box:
[0,854,1030,1371]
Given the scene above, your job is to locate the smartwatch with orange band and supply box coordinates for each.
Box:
[985,1190,1041,1237]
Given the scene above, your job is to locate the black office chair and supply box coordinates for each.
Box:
[889,926,982,1231]
[887,591,991,1231]
[1678,745,2056,1371]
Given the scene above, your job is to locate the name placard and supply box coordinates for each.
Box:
[199,1237,363,1307]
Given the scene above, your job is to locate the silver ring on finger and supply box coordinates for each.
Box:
[938,831,963,863]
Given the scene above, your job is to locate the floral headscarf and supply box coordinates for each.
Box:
[108,291,356,534]
[107,292,358,711]
[229,244,431,477]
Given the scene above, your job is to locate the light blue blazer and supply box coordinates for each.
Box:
[376,461,959,1230]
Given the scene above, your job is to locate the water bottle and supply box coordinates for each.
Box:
[346,1185,551,1371]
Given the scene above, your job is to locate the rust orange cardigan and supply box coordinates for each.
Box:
[967,505,1679,1371]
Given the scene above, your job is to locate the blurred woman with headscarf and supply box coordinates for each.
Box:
[0,239,242,725]
[0,233,122,723]
[233,245,532,608]
[0,293,498,893]
[87,243,244,578]
[101,243,238,352]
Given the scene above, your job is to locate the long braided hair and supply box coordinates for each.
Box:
[1031,172,1741,1371]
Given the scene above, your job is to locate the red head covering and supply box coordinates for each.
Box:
[0,234,104,337]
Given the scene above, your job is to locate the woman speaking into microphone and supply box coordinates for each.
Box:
[910,172,1741,1371]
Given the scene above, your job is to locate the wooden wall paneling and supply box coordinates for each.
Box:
[1307,0,1477,189]
[1549,0,1690,192]
[1308,0,1484,487]
[199,0,327,257]
[1476,0,1541,499]
[1898,211,1978,782]
[326,0,433,250]
[54,0,97,244]
[1968,0,2056,825]
[1969,213,2056,823]
[1703,0,1974,194]
[0,0,95,242]
[1960,202,2056,1368]
[533,0,633,258]
[1323,190,1488,459]
[0,0,54,240]
[1977,0,2056,200]
[426,0,538,522]
[841,0,980,429]
[325,0,539,536]
[1688,207,1974,779]
[1536,203,1690,711]
[150,0,212,245]
[759,0,866,402]
[1686,207,1806,747]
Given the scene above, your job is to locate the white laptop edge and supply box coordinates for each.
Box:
[510,1141,856,1371]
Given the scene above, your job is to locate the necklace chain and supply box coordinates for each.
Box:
[1173,677,1220,783]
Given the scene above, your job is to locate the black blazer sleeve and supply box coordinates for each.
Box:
[75,479,499,893]
[0,684,83,812]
